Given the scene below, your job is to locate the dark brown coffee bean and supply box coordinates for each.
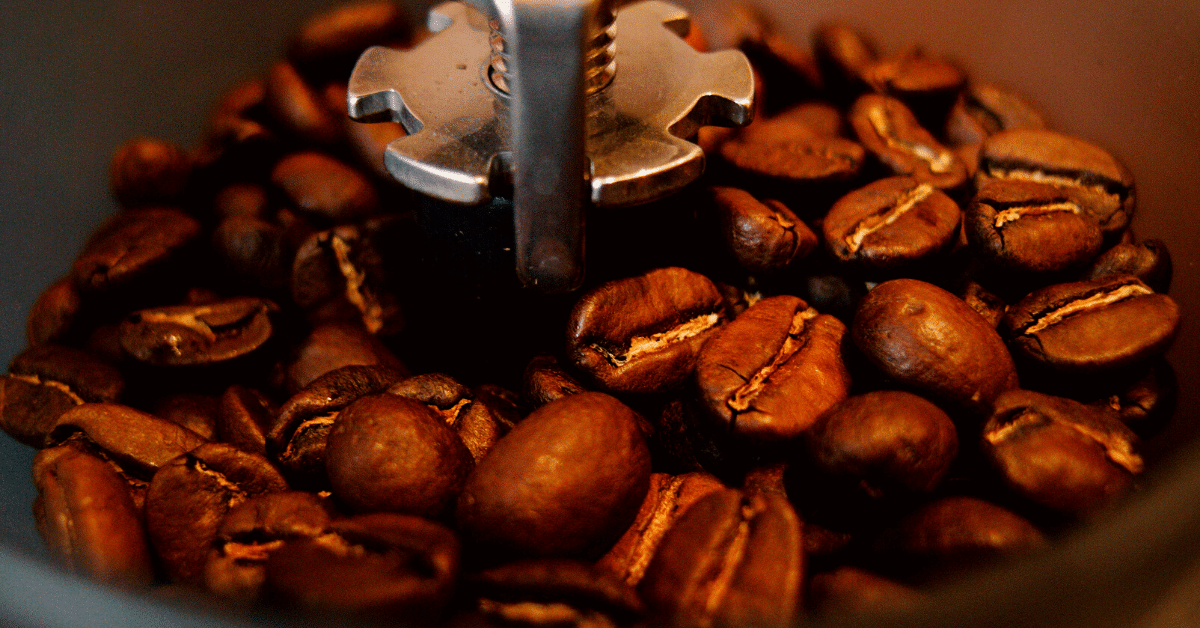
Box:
[288,1,413,82]
[73,208,202,295]
[945,82,1047,146]
[1001,275,1179,376]
[982,390,1141,516]
[1084,238,1172,294]
[281,321,409,395]
[862,47,966,130]
[771,101,845,138]
[26,276,84,347]
[291,224,403,335]
[812,23,877,104]
[823,176,961,274]
[326,394,474,518]
[198,108,281,184]
[212,215,291,294]
[1089,359,1176,435]
[1,344,124,447]
[217,385,277,456]
[695,295,851,442]
[639,489,803,628]
[108,137,193,209]
[269,364,408,487]
[152,393,219,441]
[271,151,380,225]
[718,121,866,203]
[263,513,460,625]
[806,567,922,617]
[214,183,272,220]
[707,186,817,273]
[957,279,1008,328]
[473,383,526,433]
[462,559,646,628]
[977,129,1135,237]
[852,279,1019,414]
[521,355,586,410]
[966,179,1104,276]
[849,94,968,192]
[804,390,958,502]
[457,392,651,562]
[741,462,789,500]
[567,267,726,394]
[32,445,155,587]
[263,62,344,148]
[119,297,278,366]
[387,373,510,462]
[145,442,288,584]
[798,273,868,323]
[596,472,727,587]
[870,495,1047,580]
[204,491,333,603]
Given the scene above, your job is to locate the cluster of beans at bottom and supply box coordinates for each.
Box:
[0,1,1182,626]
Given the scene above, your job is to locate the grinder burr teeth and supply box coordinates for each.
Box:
[347,0,756,292]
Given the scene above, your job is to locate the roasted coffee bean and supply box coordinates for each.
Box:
[797,273,867,323]
[1000,275,1179,376]
[271,151,380,225]
[269,364,408,487]
[263,513,460,625]
[145,443,288,584]
[718,121,866,205]
[287,1,412,82]
[803,391,958,503]
[325,394,474,518]
[741,462,789,499]
[218,385,277,456]
[1,344,123,447]
[151,393,219,441]
[73,208,202,295]
[596,472,727,587]
[651,397,731,477]
[1089,359,1177,435]
[204,491,333,603]
[457,392,651,562]
[977,129,1135,237]
[387,373,509,462]
[212,215,291,294]
[850,94,967,192]
[119,297,279,366]
[945,82,1047,146]
[957,279,1008,328]
[870,495,1048,580]
[281,321,408,395]
[199,89,281,184]
[695,295,851,442]
[108,137,193,209]
[982,390,1142,516]
[823,176,961,274]
[460,559,646,628]
[852,279,1019,414]
[521,355,586,409]
[862,47,966,130]
[639,489,803,628]
[772,101,845,138]
[32,444,155,587]
[707,186,817,273]
[966,179,1103,277]
[291,224,403,335]
[26,276,83,347]
[263,62,344,148]
[214,183,272,220]
[1084,238,1172,293]
[812,23,877,104]
[567,267,726,394]
[806,567,921,617]
[473,383,525,432]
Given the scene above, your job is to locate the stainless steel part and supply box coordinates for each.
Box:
[347,0,755,291]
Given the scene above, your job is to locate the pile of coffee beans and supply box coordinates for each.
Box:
[1,1,1183,626]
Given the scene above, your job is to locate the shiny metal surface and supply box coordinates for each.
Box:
[347,0,754,290]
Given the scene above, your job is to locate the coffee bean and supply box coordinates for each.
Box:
[1084,238,1172,293]
[957,279,1008,328]
[596,472,726,587]
[281,321,408,395]
[204,491,333,603]
[271,151,380,225]
[288,1,413,82]
[32,444,155,587]
[823,176,961,275]
[977,129,1135,238]
[73,208,202,296]
[852,278,1019,414]
[639,488,803,628]
[862,47,966,130]
[144,442,288,583]
[217,385,277,456]
[457,392,651,562]
[263,62,345,148]
[291,223,403,335]
[966,179,1103,277]
[707,186,817,273]
[695,294,851,443]
[945,82,1047,146]
[212,215,291,294]
[1,344,124,447]
[567,268,726,394]
[812,23,878,104]
[982,389,1141,516]
[151,393,219,441]
[108,137,193,210]
[119,297,279,366]
[1088,359,1177,435]
[387,373,510,462]
[521,355,587,409]
[263,513,460,625]
[806,566,922,617]
[718,120,866,205]
[1000,274,1179,376]
[461,559,646,628]
[849,94,967,193]
[26,276,84,347]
